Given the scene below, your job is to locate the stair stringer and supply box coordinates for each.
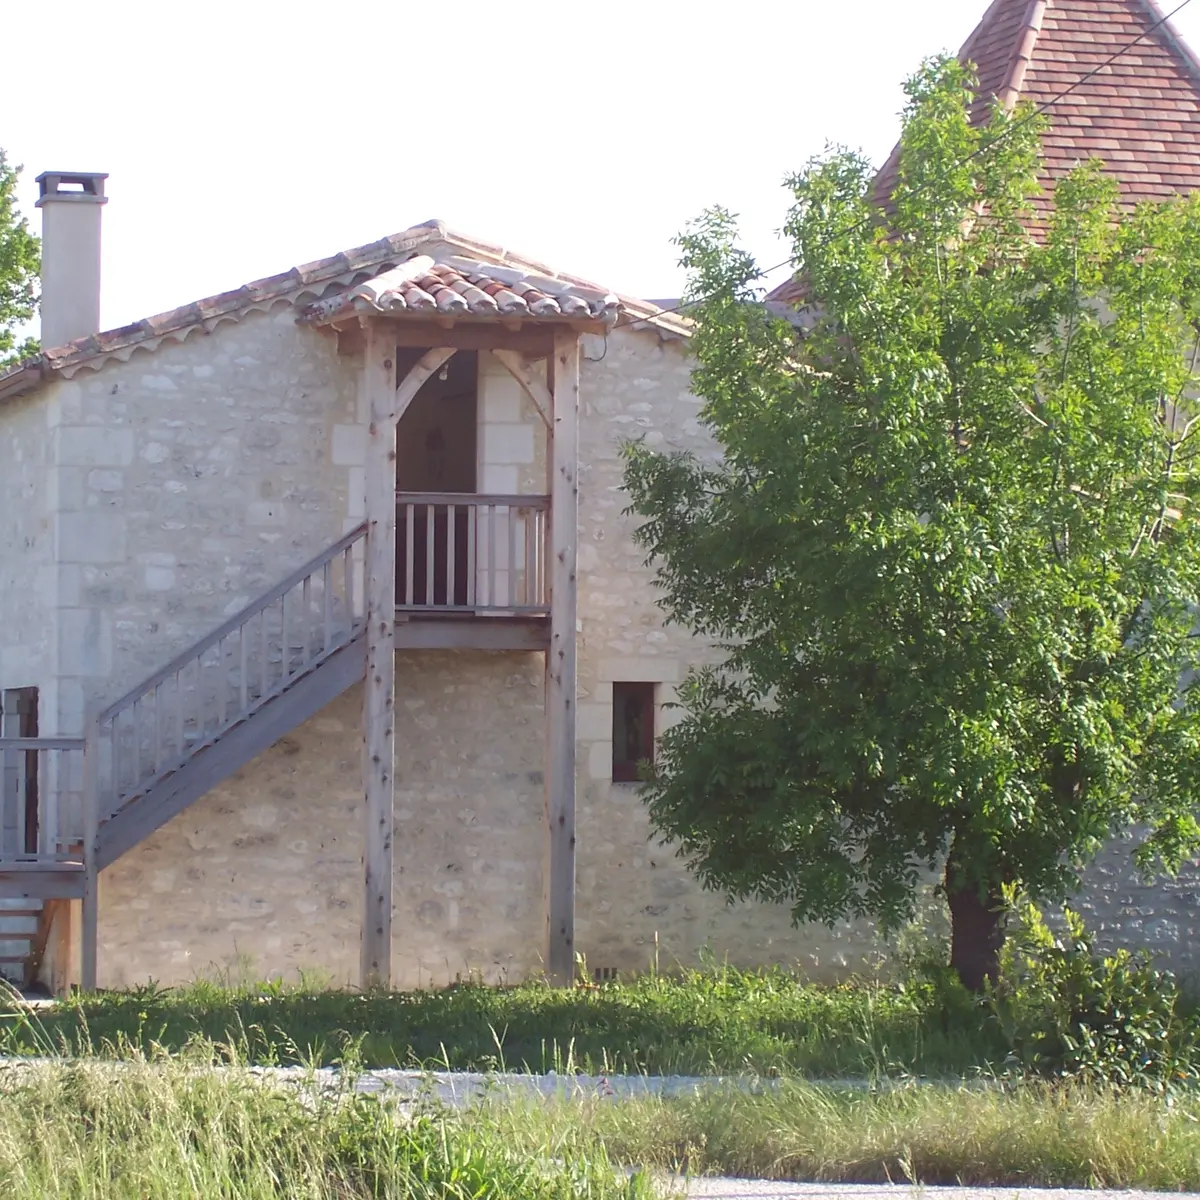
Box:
[96,631,366,871]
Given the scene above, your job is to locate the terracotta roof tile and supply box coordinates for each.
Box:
[769,0,1200,306]
[301,254,621,326]
[0,221,687,402]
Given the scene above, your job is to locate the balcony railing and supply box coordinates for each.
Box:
[396,492,549,615]
[0,738,85,863]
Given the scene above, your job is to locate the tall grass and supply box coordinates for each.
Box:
[8,1052,1195,1193]
[2,967,1005,1077]
[477,1080,1200,1189]
[0,1050,649,1199]
[2,993,1198,1193]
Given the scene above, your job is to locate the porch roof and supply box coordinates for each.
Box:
[301,253,620,326]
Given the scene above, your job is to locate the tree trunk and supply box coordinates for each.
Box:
[944,852,1005,993]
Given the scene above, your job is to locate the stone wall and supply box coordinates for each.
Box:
[571,328,883,978]
[49,304,359,734]
[97,685,363,988]
[0,387,59,719]
[15,304,1200,990]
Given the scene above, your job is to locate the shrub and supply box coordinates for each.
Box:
[991,893,1200,1089]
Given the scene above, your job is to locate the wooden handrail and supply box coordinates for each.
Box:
[100,523,367,722]
[395,491,549,509]
[0,738,84,751]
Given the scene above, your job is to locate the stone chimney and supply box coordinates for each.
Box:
[35,170,108,349]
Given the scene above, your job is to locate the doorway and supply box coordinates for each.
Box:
[395,350,477,607]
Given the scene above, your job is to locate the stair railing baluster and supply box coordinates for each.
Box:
[132,698,141,790]
[286,590,296,682]
[302,575,313,668]
[41,748,56,860]
[153,683,162,777]
[217,636,227,729]
[447,504,456,607]
[174,670,184,772]
[239,622,248,713]
[507,504,517,610]
[13,743,24,860]
[467,503,477,606]
[323,561,334,654]
[259,607,269,699]
[405,502,415,607]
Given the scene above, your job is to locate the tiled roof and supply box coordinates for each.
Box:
[302,253,620,325]
[769,0,1200,306]
[0,221,686,403]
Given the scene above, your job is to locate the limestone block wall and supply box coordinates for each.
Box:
[49,305,360,733]
[94,325,891,989]
[97,651,547,991]
[475,353,547,608]
[42,310,1200,990]
[0,387,60,721]
[97,685,363,989]
[570,327,885,978]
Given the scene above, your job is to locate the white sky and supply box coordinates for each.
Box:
[6,0,1200,332]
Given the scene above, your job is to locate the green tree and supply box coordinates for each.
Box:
[0,150,39,366]
[623,58,1200,991]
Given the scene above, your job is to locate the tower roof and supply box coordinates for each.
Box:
[768,0,1200,305]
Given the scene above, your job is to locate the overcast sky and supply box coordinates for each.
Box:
[6,0,1200,333]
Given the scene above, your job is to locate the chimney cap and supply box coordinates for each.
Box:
[35,171,108,206]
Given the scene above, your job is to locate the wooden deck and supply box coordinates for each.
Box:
[394,613,549,651]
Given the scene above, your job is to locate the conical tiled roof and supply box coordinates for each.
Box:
[769,0,1200,305]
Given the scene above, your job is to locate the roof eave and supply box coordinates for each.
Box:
[0,357,49,404]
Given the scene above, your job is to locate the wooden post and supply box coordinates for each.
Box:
[81,711,100,991]
[545,331,580,986]
[45,899,81,996]
[361,321,398,989]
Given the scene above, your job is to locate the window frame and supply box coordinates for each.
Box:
[611,681,656,783]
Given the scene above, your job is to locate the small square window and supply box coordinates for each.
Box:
[612,682,655,783]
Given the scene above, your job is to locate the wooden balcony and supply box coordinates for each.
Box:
[395,492,550,649]
[0,738,86,892]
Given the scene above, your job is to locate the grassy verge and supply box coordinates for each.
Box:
[2,1047,1199,1192]
[2,968,1004,1076]
[480,1080,1200,1189]
[0,1053,647,1199]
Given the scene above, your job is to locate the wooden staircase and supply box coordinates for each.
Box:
[0,524,368,985]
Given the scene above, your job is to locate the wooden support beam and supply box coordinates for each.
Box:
[544,331,580,986]
[396,347,457,424]
[394,616,550,651]
[81,712,100,991]
[492,349,553,430]
[361,322,400,990]
[390,325,560,353]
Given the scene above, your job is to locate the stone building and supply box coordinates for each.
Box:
[3,0,1200,992]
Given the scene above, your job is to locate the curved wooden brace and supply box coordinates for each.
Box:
[492,349,553,431]
[394,347,457,423]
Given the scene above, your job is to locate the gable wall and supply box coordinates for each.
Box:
[48,306,360,735]
[0,387,60,727]
[90,322,885,989]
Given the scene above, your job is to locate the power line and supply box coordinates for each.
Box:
[617,0,1196,331]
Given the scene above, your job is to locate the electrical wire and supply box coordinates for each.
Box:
[614,0,1196,330]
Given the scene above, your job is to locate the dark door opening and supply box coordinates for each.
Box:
[395,350,477,608]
